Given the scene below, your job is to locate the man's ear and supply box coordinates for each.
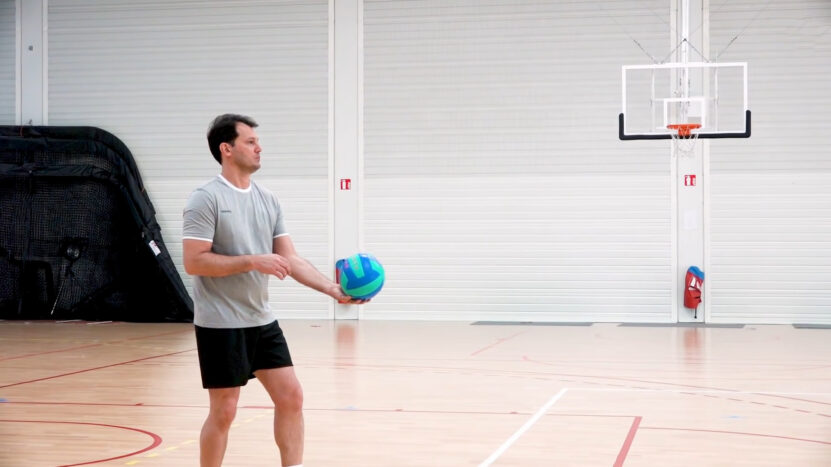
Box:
[220,142,232,157]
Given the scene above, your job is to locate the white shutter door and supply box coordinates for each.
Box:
[709,0,831,324]
[363,1,673,321]
[0,0,14,124]
[47,0,331,318]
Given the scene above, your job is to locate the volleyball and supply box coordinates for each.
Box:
[335,253,385,300]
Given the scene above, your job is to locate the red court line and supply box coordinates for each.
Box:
[0,328,192,362]
[4,400,205,409]
[614,416,641,467]
[522,356,831,406]
[470,331,528,357]
[317,359,831,413]
[0,344,102,362]
[0,349,195,389]
[119,328,192,341]
[764,394,831,406]
[0,419,162,466]
[523,356,746,392]
[7,400,645,419]
[640,426,831,446]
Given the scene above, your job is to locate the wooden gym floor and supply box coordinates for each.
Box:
[0,319,829,466]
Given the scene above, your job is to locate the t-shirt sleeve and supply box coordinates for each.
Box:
[272,193,288,238]
[183,189,216,243]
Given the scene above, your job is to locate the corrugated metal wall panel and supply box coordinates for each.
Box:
[363,0,674,321]
[709,0,831,323]
[10,0,828,324]
[47,0,331,318]
[0,0,14,124]
[364,176,672,321]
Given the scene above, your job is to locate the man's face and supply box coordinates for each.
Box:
[224,123,261,172]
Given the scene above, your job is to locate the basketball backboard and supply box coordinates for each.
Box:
[619,61,750,140]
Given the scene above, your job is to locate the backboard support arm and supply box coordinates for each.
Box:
[619,110,751,140]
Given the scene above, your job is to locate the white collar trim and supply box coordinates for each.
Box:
[217,174,252,193]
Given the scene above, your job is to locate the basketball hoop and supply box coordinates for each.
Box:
[667,123,701,138]
[668,123,701,157]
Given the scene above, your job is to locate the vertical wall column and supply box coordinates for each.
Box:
[673,0,706,322]
[20,0,46,125]
[700,0,712,322]
[332,0,362,319]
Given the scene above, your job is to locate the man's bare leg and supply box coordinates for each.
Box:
[256,366,304,466]
[201,387,241,467]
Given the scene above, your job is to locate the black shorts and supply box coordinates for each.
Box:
[194,320,293,389]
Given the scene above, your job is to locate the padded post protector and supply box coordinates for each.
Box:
[684,266,705,310]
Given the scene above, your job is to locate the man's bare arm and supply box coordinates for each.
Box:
[273,236,367,303]
[183,239,290,279]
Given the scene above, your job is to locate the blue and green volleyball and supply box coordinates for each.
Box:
[336,253,385,300]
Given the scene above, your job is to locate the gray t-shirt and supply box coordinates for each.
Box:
[183,175,288,328]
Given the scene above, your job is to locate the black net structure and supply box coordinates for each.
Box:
[0,126,193,322]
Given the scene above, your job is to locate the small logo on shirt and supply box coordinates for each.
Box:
[220,210,232,214]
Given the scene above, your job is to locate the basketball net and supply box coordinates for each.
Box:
[668,123,700,158]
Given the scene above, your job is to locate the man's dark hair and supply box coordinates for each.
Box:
[207,114,258,164]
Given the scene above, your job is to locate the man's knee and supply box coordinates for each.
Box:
[276,383,304,413]
[210,396,238,428]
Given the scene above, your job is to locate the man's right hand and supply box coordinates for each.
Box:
[250,254,292,279]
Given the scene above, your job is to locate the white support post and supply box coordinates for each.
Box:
[19,0,47,125]
[702,0,712,322]
[675,0,706,323]
[332,0,362,319]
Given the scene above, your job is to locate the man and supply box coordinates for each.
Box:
[183,114,364,467]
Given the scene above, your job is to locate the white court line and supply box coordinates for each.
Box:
[479,388,568,467]
[572,388,831,396]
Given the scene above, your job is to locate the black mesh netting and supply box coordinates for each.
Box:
[0,126,193,322]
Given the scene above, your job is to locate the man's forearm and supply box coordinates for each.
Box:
[185,251,254,277]
[288,256,337,296]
